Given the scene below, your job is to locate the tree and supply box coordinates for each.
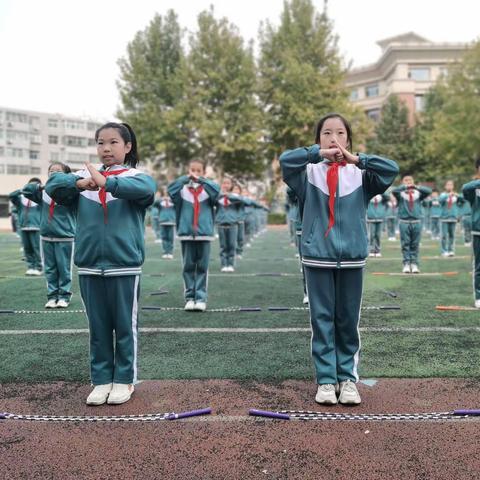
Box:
[117,10,190,178]
[366,95,413,175]
[179,7,265,178]
[258,0,364,155]
[422,40,480,178]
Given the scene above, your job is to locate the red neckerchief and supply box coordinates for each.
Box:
[48,200,56,222]
[447,193,453,210]
[325,160,347,237]
[408,188,414,211]
[374,196,378,207]
[223,195,229,207]
[188,185,204,232]
[98,168,129,223]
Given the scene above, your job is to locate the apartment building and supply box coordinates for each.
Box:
[0,106,103,216]
[345,32,469,123]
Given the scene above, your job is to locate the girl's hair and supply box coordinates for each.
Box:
[314,113,353,150]
[28,177,42,184]
[189,159,206,171]
[95,122,139,168]
[48,161,71,174]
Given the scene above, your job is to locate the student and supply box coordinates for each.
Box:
[157,189,176,258]
[150,193,162,243]
[46,122,156,406]
[429,190,442,240]
[243,192,256,248]
[462,159,480,308]
[280,113,398,405]
[392,175,432,273]
[285,190,298,246]
[216,177,242,272]
[168,160,220,311]
[439,181,464,257]
[9,178,43,275]
[232,183,247,259]
[459,198,472,246]
[23,162,77,308]
[385,194,397,241]
[366,193,388,257]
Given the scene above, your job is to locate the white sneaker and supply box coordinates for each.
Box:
[295,253,300,258]
[227,266,235,272]
[107,383,134,405]
[45,299,57,309]
[184,300,195,311]
[56,299,69,308]
[465,242,472,247]
[154,239,162,243]
[303,295,309,305]
[194,301,207,312]
[375,252,382,258]
[410,264,420,274]
[315,384,338,405]
[221,266,228,272]
[402,264,411,274]
[25,269,35,275]
[475,300,480,309]
[441,252,449,257]
[162,254,168,258]
[168,254,174,259]
[246,243,251,248]
[30,269,42,276]
[86,383,113,406]
[368,253,375,257]
[448,252,455,257]
[338,380,361,405]
[237,255,243,260]
[388,237,396,241]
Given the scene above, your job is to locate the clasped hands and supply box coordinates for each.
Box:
[320,137,359,164]
[76,163,107,191]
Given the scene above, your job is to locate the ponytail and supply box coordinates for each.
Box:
[95,122,140,168]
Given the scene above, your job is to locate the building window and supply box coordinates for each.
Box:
[6,148,25,158]
[415,95,425,113]
[6,130,29,141]
[365,84,379,97]
[64,120,85,130]
[48,135,59,144]
[50,152,60,162]
[409,68,430,81]
[29,151,40,160]
[63,136,87,147]
[29,116,40,126]
[350,89,359,101]
[0,164,4,173]
[67,152,88,163]
[88,138,96,146]
[87,122,101,131]
[366,109,381,122]
[0,147,4,156]
[6,112,28,123]
[48,118,59,128]
[31,167,41,174]
[30,135,42,144]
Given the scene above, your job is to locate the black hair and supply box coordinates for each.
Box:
[48,161,71,174]
[432,188,439,193]
[475,156,480,170]
[188,159,206,172]
[314,113,353,150]
[28,177,42,184]
[95,122,139,168]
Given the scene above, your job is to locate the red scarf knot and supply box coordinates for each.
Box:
[325,161,347,237]
[48,200,56,222]
[188,185,204,233]
[98,168,129,223]
[408,188,414,211]
[447,194,453,210]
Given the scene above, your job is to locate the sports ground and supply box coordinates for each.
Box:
[1,226,479,479]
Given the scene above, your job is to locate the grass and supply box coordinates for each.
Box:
[0,226,478,383]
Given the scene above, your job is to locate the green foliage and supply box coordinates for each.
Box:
[367,95,414,175]
[267,212,286,224]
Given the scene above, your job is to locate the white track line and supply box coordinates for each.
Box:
[1,326,480,335]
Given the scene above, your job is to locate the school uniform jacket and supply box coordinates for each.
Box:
[215,194,243,225]
[8,190,41,231]
[439,192,465,222]
[280,145,398,269]
[366,194,389,222]
[462,180,480,235]
[22,182,76,241]
[157,198,176,225]
[45,164,156,276]
[392,185,432,221]
[168,175,220,240]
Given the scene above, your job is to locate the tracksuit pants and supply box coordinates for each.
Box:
[304,266,363,385]
[296,231,307,297]
[236,222,245,256]
[152,217,161,240]
[160,225,174,255]
[473,236,480,300]
[218,224,238,267]
[441,221,456,254]
[368,221,382,254]
[288,219,296,244]
[41,239,74,301]
[399,221,422,266]
[386,217,396,238]
[463,216,472,244]
[21,229,41,270]
[181,240,210,302]
[79,274,140,385]
[431,217,440,239]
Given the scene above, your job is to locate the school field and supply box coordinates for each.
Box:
[1,226,479,479]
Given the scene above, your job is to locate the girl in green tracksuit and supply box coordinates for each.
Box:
[280,113,398,406]
[23,162,77,308]
[46,122,156,407]
[9,178,43,275]
[168,161,220,312]
[439,180,465,256]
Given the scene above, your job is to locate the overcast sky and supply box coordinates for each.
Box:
[0,0,477,120]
